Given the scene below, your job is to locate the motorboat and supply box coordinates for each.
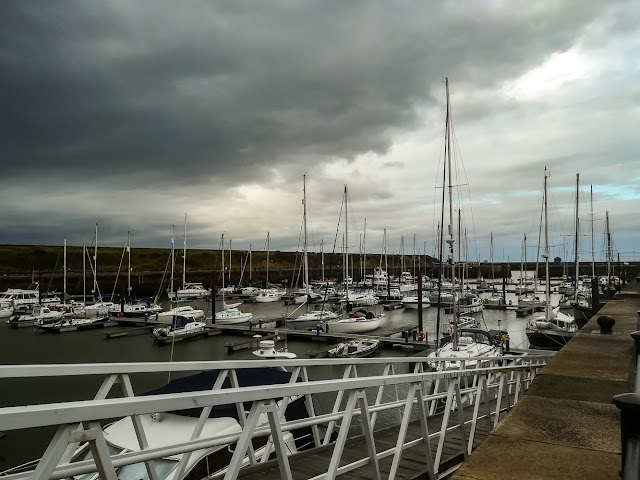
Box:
[526,306,577,350]
[0,287,41,308]
[7,305,63,325]
[214,302,253,325]
[151,316,207,341]
[14,368,313,480]
[110,301,164,318]
[252,339,297,359]
[328,339,379,358]
[0,301,14,319]
[168,282,211,301]
[401,294,430,309]
[457,293,483,313]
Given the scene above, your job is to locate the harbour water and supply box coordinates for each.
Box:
[0,287,568,471]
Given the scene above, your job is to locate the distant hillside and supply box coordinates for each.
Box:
[0,244,436,276]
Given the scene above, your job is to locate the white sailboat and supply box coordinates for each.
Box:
[168,215,211,301]
[325,186,384,334]
[255,232,283,303]
[287,175,338,330]
[526,168,577,350]
[427,78,500,367]
[215,233,253,325]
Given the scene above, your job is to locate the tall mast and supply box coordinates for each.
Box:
[444,77,458,349]
[82,236,86,305]
[182,214,187,290]
[543,167,551,321]
[302,175,310,306]
[606,211,611,281]
[266,232,270,286]
[228,240,232,284]
[590,185,595,277]
[321,239,325,284]
[363,218,367,282]
[94,223,98,297]
[127,230,131,299]
[170,225,175,299]
[490,232,494,282]
[249,243,252,283]
[344,185,349,305]
[413,234,416,281]
[574,173,580,303]
[524,233,528,291]
[221,233,225,295]
[63,237,67,304]
[384,228,388,274]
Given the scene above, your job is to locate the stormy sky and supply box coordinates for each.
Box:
[1,1,638,264]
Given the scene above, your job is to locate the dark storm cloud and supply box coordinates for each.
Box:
[0,0,636,253]
[1,0,612,187]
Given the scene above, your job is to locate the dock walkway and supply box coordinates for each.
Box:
[451,281,639,480]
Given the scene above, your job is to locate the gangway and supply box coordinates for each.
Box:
[0,353,553,480]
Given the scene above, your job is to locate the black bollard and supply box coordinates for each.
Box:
[597,315,615,334]
[413,330,417,341]
[613,393,640,479]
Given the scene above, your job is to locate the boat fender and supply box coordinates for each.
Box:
[240,309,244,313]
[418,331,425,341]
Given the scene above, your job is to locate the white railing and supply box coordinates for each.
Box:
[0,354,553,480]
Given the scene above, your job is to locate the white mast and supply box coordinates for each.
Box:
[228,239,232,284]
[94,223,98,298]
[344,185,349,306]
[321,239,325,284]
[302,175,310,309]
[606,211,612,282]
[574,173,580,303]
[363,218,367,283]
[591,185,595,278]
[82,236,86,305]
[182,214,187,290]
[249,243,252,283]
[221,233,225,302]
[543,167,551,321]
[490,232,494,283]
[127,230,131,299]
[63,237,67,304]
[266,232,270,286]
[444,77,458,350]
[170,225,175,300]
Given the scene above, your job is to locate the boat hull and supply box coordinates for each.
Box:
[525,328,573,350]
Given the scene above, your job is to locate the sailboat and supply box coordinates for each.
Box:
[426,78,500,367]
[168,215,211,301]
[109,231,163,318]
[287,175,339,330]
[324,185,384,334]
[526,168,578,350]
[157,227,205,323]
[255,232,283,303]
[215,233,253,325]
